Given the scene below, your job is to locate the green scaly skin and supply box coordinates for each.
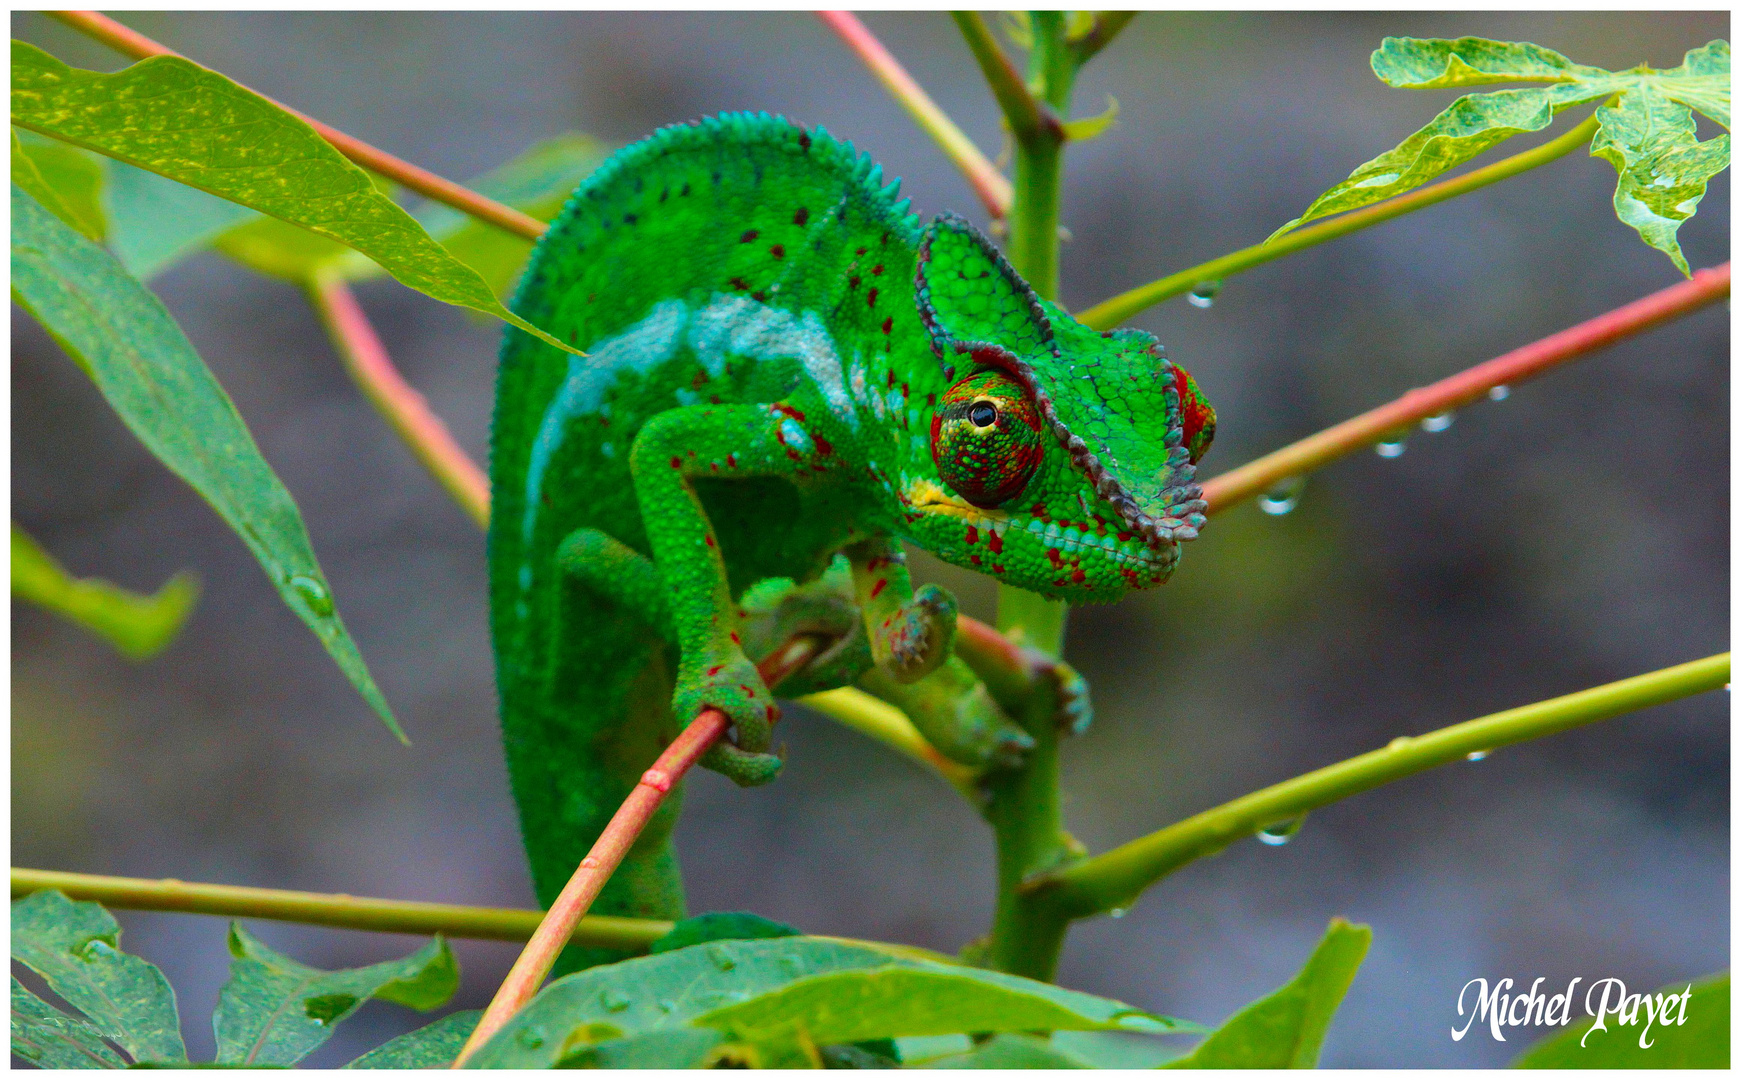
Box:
[489,114,1216,970]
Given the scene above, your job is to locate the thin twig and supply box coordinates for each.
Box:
[9,867,671,951]
[46,10,546,242]
[1068,12,1139,66]
[817,11,1011,219]
[452,633,826,1068]
[1027,652,1731,918]
[950,11,1058,145]
[306,274,490,528]
[1076,111,1605,329]
[1200,263,1731,514]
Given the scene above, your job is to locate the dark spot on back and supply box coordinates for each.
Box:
[769,244,784,259]
[741,230,759,243]
[793,207,809,226]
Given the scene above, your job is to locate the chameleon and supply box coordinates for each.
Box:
[488,113,1216,970]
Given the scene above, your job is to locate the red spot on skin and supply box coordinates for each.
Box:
[709,395,722,404]
[670,456,682,469]
[691,368,710,388]
[740,229,759,243]
[1117,531,1133,542]
[872,264,884,275]
[988,532,1004,554]
[785,448,803,462]
[992,563,1006,575]
[870,579,886,599]
[704,534,716,547]
[867,287,879,307]
[855,246,867,256]
[813,432,833,456]
[793,207,809,225]
[900,382,908,397]
[1053,577,1070,588]
[710,462,719,471]
[849,275,860,289]
[970,554,982,566]
[726,454,738,468]
[865,555,890,571]
[1122,568,1140,587]
[798,132,812,150]
[927,393,936,406]
[1046,548,1064,569]
[1031,503,1048,517]
[769,244,785,259]
[965,525,979,545]
[886,369,896,387]
[752,290,767,302]
[730,631,741,644]
[773,403,807,421]
[740,685,756,698]
[882,317,893,335]
[707,664,724,676]
[730,276,751,291]
[766,704,778,720]
[1071,568,1087,584]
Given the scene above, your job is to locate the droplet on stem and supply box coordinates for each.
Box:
[1187,280,1222,309]
[1488,384,1511,401]
[1421,411,1455,433]
[1387,735,1412,750]
[1374,436,1407,458]
[1258,476,1305,516]
[1108,907,1128,919]
[1257,817,1304,846]
[1464,749,1489,762]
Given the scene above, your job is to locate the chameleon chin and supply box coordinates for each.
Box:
[487,113,1215,970]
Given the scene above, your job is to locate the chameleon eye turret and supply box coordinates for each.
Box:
[930,368,1044,509]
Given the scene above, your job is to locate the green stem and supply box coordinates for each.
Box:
[1076,110,1603,329]
[1028,652,1731,919]
[1068,12,1138,67]
[9,867,671,952]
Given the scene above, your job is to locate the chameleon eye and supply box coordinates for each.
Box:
[930,369,1043,509]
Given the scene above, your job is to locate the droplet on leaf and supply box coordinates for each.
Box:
[1187,280,1221,308]
[288,574,333,616]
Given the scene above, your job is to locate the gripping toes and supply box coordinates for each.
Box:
[873,583,958,684]
[676,656,784,787]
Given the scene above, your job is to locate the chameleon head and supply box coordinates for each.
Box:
[900,214,1216,603]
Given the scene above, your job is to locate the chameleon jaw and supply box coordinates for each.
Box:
[900,478,1175,575]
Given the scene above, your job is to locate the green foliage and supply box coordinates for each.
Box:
[1271,37,1730,272]
[11,184,404,741]
[648,911,802,954]
[213,924,457,1066]
[11,976,129,1069]
[11,522,199,660]
[1164,918,1371,1068]
[10,891,185,1065]
[1513,973,1728,1068]
[9,41,582,355]
[922,1031,1091,1067]
[105,158,262,281]
[12,128,104,240]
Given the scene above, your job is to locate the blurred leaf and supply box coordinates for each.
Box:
[10,184,405,741]
[466,937,909,1068]
[213,924,457,1067]
[1513,973,1728,1068]
[694,962,1193,1049]
[1062,96,1119,142]
[11,128,104,240]
[1052,1028,1192,1068]
[1590,84,1731,274]
[555,1027,732,1068]
[10,890,187,1064]
[1164,918,1370,1068]
[1270,37,1731,272]
[12,522,199,660]
[648,911,802,954]
[342,1009,479,1069]
[11,975,127,1069]
[10,42,583,355]
[924,1032,1091,1067]
[105,159,261,282]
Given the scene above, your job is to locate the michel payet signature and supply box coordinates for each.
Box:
[1452,977,1694,1048]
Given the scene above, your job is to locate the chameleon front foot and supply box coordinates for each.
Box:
[871,583,959,684]
[675,655,784,787]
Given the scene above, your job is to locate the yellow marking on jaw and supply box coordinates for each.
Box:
[900,478,1010,522]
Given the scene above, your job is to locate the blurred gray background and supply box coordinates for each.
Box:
[11,11,1728,1068]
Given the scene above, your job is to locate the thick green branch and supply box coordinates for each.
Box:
[9,867,671,952]
[1027,653,1731,920]
[1077,111,1603,329]
[1200,262,1730,514]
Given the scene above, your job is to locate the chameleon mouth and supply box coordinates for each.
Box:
[903,480,1172,570]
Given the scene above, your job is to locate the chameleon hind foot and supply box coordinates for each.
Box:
[846,539,958,684]
[735,561,874,698]
[674,654,783,787]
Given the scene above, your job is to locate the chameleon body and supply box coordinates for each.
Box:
[489,114,1215,969]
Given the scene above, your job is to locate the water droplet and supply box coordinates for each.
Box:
[516,1026,546,1050]
[1187,280,1222,308]
[1257,817,1304,846]
[708,944,737,972]
[1488,384,1511,401]
[1374,437,1407,458]
[288,574,333,617]
[1387,735,1413,750]
[75,937,118,961]
[1464,750,1489,762]
[1109,907,1128,919]
[656,1000,676,1014]
[1421,411,1455,433]
[1258,476,1305,516]
[601,989,631,1013]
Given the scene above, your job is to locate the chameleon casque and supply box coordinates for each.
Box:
[489,113,1215,970]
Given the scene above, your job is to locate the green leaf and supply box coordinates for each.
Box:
[9,41,583,356]
[1164,917,1370,1068]
[10,890,187,1064]
[1062,96,1120,142]
[1590,84,1731,274]
[212,924,457,1067]
[12,128,105,240]
[693,962,1192,1048]
[342,1010,479,1069]
[465,937,911,1069]
[555,1028,731,1068]
[1270,36,1730,272]
[924,1032,1092,1068]
[11,183,404,741]
[1513,973,1728,1068]
[1052,1029,1192,1068]
[12,522,198,660]
[648,911,803,954]
[11,975,127,1069]
[105,160,261,282]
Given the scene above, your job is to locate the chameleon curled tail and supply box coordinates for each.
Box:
[489,113,1215,970]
